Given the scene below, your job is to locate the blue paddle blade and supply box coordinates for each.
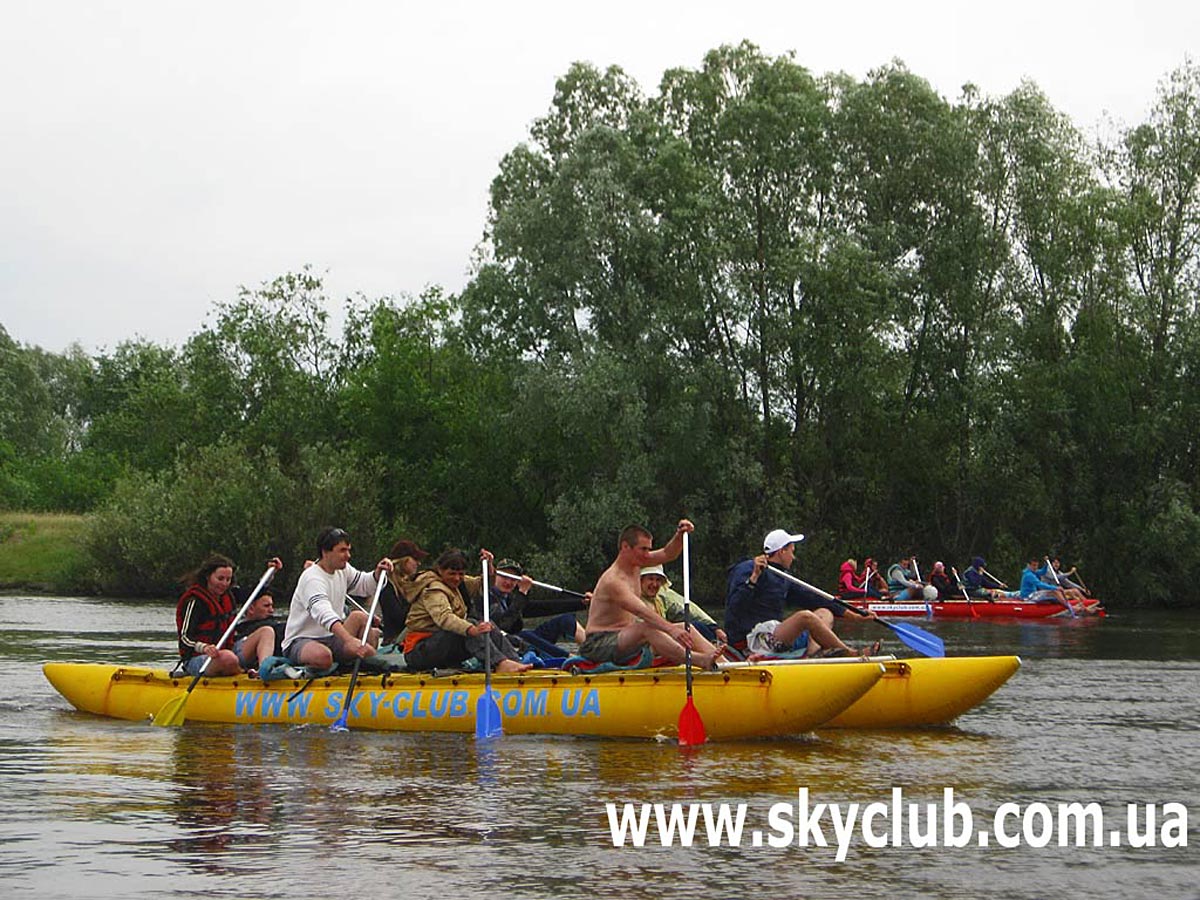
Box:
[329,717,349,733]
[884,619,946,658]
[475,689,503,739]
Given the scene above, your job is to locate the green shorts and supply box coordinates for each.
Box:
[579,630,648,664]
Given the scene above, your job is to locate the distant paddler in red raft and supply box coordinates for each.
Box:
[845,553,1104,618]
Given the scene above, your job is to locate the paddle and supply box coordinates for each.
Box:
[767,565,946,658]
[475,556,503,740]
[952,566,979,619]
[154,564,277,727]
[677,531,706,746]
[1073,569,1092,596]
[1045,557,1077,618]
[981,566,1009,589]
[509,574,588,601]
[912,557,933,619]
[330,567,389,732]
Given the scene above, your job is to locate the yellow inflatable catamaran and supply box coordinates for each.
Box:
[43,655,1019,740]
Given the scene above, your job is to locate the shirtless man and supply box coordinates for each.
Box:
[580,520,722,668]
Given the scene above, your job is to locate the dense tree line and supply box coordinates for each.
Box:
[1,46,1198,606]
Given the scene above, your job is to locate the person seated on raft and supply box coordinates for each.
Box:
[928,561,960,601]
[887,555,937,604]
[282,527,393,670]
[962,556,1012,600]
[639,564,727,646]
[581,521,724,669]
[861,557,890,598]
[725,528,878,659]
[402,548,534,674]
[1018,556,1082,613]
[177,554,283,678]
[232,586,287,650]
[476,557,588,658]
[1044,554,1102,613]
[377,538,430,645]
[837,558,886,601]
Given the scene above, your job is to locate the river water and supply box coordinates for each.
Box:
[0,596,1196,899]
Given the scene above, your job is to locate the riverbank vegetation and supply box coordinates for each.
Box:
[0,512,88,592]
[2,46,1198,606]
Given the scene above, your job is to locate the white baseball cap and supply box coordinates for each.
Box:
[763,528,805,554]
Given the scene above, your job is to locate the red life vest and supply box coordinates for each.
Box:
[175,584,235,658]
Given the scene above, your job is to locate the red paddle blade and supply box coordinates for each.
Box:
[678,697,707,746]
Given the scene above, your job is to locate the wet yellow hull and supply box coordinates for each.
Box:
[43,661,885,741]
[825,655,1021,728]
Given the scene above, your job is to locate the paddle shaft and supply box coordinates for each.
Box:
[154,564,277,726]
[952,567,979,618]
[331,568,389,729]
[195,565,277,678]
[677,531,706,746]
[482,558,493,688]
[912,557,933,617]
[766,564,946,657]
[475,557,503,739]
[683,532,693,696]
[767,566,871,619]
[523,577,587,600]
[1046,557,1077,617]
[981,567,1008,589]
[861,567,875,593]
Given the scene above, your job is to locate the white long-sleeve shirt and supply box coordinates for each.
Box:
[283,563,378,650]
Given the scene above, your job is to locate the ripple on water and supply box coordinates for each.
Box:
[2,599,1198,898]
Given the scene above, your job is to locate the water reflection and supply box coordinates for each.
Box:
[3,596,1199,898]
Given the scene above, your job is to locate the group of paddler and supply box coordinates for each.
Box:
[174,523,914,688]
[835,552,1102,616]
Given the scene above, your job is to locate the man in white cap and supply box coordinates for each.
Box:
[724,528,876,657]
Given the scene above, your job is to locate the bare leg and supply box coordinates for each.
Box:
[617,621,720,668]
[343,610,378,645]
[495,658,534,673]
[240,625,276,669]
[774,610,853,654]
[205,649,243,676]
[297,641,334,669]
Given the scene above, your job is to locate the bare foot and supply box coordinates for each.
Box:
[495,659,534,674]
[860,640,883,657]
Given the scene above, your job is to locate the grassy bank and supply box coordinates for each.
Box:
[0,511,90,593]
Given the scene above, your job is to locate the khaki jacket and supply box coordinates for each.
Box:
[640,583,718,627]
[404,570,484,636]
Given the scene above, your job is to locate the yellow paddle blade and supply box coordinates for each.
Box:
[151,694,188,727]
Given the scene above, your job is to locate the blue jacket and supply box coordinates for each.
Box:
[724,558,841,645]
[1019,566,1059,598]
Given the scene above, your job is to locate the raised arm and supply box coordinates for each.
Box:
[644,519,694,565]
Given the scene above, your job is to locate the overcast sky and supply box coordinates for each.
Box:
[2,0,1195,354]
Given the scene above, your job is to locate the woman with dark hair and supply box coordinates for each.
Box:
[176,553,282,677]
[402,547,532,673]
[378,538,429,644]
